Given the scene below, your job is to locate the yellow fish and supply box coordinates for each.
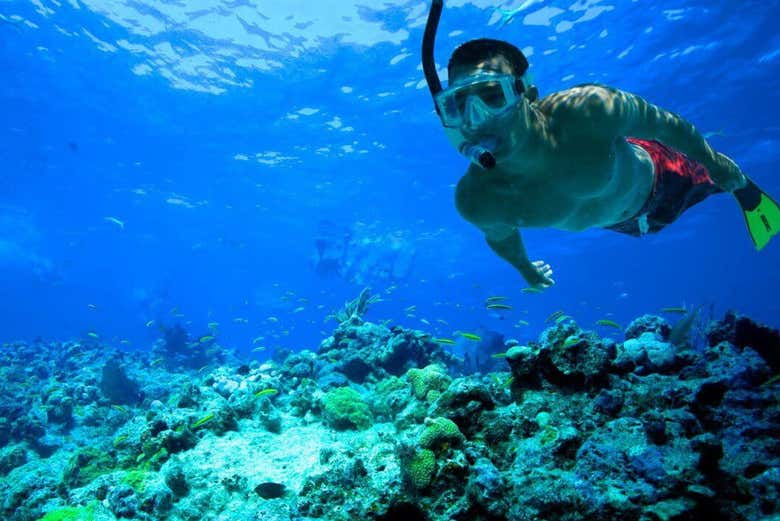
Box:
[485,296,508,302]
[199,335,215,343]
[546,310,564,323]
[459,332,482,341]
[433,338,456,345]
[490,352,507,359]
[267,316,279,323]
[554,314,572,324]
[208,322,219,329]
[293,306,305,313]
[254,388,279,398]
[562,336,581,348]
[86,332,99,339]
[486,303,512,310]
[596,319,622,329]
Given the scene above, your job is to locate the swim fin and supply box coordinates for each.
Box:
[734,179,780,251]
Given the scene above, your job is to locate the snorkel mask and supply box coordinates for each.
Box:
[423,0,528,170]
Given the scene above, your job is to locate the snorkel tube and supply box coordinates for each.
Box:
[422,0,496,170]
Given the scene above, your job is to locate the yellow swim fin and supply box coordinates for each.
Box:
[734,179,780,251]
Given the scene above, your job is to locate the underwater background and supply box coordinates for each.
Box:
[2,0,780,349]
[2,1,780,520]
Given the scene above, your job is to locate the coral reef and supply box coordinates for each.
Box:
[0,311,777,521]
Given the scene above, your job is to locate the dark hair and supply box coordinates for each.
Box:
[448,38,529,79]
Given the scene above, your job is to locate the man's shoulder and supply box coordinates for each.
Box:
[537,83,624,115]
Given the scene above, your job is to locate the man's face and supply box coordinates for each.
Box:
[448,55,524,149]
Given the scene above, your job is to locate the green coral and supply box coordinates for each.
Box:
[122,469,151,494]
[405,448,436,490]
[419,417,465,451]
[406,365,452,401]
[322,387,373,430]
[35,504,95,521]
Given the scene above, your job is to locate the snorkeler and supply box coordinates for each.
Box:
[422,0,780,290]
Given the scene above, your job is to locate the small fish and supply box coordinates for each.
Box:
[207,322,219,329]
[252,346,266,352]
[485,296,508,302]
[145,320,155,327]
[252,336,264,344]
[233,317,249,324]
[420,318,431,325]
[486,303,513,310]
[490,352,507,359]
[433,338,456,345]
[150,358,164,367]
[104,216,125,229]
[668,306,702,347]
[292,306,305,313]
[436,319,449,326]
[596,319,622,329]
[170,306,178,314]
[111,404,128,414]
[660,307,688,314]
[502,375,514,388]
[521,287,542,294]
[198,335,214,343]
[267,316,279,323]
[515,320,530,326]
[761,373,780,387]
[554,314,572,324]
[192,413,215,429]
[113,435,129,447]
[546,310,564,322]
[86,331,99,339]
[562,336,581,348]
[404,305,417,313]
[494,0,542,28]
[459,332,482,341]
[120,339,131,345]
[253,388,279,398]
[197,365,210,373]
[87,304,98,310]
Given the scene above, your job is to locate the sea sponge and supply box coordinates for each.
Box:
[419,417,465,451]
[406,365,452,401]
[321,387,372,430]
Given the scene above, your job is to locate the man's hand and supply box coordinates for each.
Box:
[525,260,555,289]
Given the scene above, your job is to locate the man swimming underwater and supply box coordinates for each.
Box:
[422,0,780,290]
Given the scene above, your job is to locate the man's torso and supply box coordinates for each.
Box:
[456,86,656,232]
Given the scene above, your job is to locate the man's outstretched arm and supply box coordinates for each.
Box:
[564,85,746,191]
[484,225,554,288]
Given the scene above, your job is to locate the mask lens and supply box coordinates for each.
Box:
[454,80,507,113]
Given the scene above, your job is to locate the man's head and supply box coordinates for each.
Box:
[447,38,529,92]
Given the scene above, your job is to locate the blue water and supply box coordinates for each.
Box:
[2,0,779,354]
